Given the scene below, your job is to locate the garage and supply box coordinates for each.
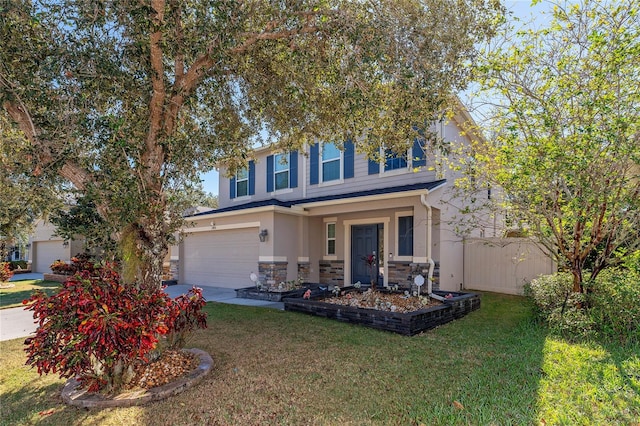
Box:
[33,240,68,273]
[180,228,259,288]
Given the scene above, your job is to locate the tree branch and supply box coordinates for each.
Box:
[143,0,167,186]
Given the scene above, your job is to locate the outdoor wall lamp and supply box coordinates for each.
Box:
[259,229,268,242]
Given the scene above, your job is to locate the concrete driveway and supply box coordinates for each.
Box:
[1,281,282,342]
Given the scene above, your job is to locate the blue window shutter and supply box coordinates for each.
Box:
[343,140,354,179]
[310,143,319,185]
[368,158,379,175]
[229,176,236,199]
[266,155,274,192]
[248,160,255,195]
[412,138,426,167]
[290,151,298,188]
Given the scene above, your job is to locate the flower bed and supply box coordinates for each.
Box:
[284,288,480,336]
[236,283,328,302]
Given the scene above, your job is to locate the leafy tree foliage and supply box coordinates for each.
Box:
[1,0,502,288]
[49,194,119,260]
[468,0,640,293]
[0,117,60,259]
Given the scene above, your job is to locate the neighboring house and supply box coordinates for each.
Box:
[178,104,501,291]
[28,219,83,273]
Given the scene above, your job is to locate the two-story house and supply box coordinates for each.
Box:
[177,104,498,292]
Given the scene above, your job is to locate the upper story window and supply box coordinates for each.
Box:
[236,167,249,197]
[322,142,342,182]
[384,149,408,171]
[267,151,298,192]
[274,153,290,190]
[310,141,354,185]
[230,160,255,199]
[368,139,427,175]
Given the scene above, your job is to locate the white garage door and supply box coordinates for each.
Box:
[181,228,259,289]
[33,240,67,273]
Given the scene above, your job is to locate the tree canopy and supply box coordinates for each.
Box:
[1,0,502,287]
[467,0,640,292]
[0,116,61,258]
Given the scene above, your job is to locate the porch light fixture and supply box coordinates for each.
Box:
[259,229,268,242]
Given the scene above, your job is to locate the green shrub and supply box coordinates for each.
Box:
[587,268,640,343]
[8,260,28,270]
[525,273,594,338]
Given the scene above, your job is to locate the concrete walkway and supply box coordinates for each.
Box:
[1,279,283,342]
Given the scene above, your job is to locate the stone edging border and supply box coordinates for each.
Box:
[61,348,213,408]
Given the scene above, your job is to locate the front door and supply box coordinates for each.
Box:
[351,224,380,285]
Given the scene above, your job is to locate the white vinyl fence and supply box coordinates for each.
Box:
[463,238,557,295]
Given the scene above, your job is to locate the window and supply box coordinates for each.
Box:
[384,148,408,171]
[236,167,248,197]
[369,140,426,175]
[398,216,413,256]
[274,153,289,190]
[326,222,336,255]
[321,142,341,182]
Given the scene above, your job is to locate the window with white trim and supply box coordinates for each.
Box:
[326,222,336,255]
[384,148,408,171]
[236,167,248,197]
[274,153,290,191]
[321,142,341,182]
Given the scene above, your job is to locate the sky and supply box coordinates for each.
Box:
[199,0,555,196]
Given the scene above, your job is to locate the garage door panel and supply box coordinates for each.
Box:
[182,229,258,289]
[34,241,67,273]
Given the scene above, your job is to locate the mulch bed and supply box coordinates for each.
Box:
[129,350,199,390]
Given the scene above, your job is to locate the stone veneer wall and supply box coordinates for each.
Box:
[297,262,310,282]
[319,260,344,286]
[169,259,179,281]
[387,261,440,292]
[258,261,288,286]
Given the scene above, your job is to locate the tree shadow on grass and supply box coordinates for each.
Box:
[0,281,60,308]
[409,292,549,425]
[0,377,72,426]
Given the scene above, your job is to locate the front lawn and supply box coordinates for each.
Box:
[0,280,60,309]
[0,292,638,425]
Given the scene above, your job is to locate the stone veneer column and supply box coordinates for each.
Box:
[297,262,310,282]
[258,261,288,286]
[169,259,179,281]
[319,260,344,286]
[387,261,439,292]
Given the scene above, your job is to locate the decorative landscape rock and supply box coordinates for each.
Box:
[284,289,480,336]
[60,348,213,409]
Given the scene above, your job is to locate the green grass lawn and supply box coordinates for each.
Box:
[0,279,60,309]
[0,292,638,425]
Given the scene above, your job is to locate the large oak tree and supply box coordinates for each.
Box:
[1,0,502,288]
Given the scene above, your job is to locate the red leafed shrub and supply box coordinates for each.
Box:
[49,259,74,275]
[50,253,97,276]
[162,287,208,350]
[0,262,14,282]
[23,264,207,393]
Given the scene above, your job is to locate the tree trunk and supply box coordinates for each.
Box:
[571,267,583,294]
[120,197,169,290]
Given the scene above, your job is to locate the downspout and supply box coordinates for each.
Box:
[302,143,307,199]
[420,192,436,296]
